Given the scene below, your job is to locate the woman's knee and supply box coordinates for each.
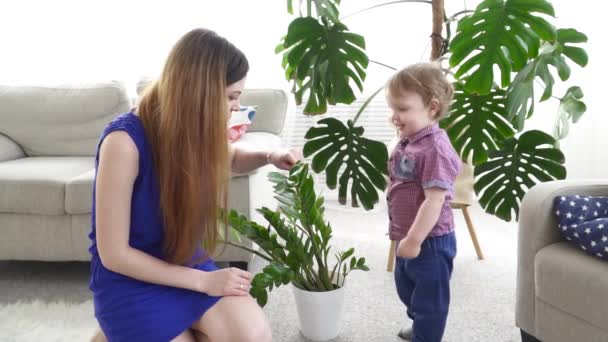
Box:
[196,314,271,342]
[171,329,196,342]
[192,296,272,342]
[237,319,272,342]
[90,328,107,342]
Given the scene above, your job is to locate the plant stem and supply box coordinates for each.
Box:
[370,60,397,71]
[446,9,474,23]
[296,187,333,290]
[352,85,385,125]
[430,0,445,61]
[340,0,432,20]
[222,241,273,262]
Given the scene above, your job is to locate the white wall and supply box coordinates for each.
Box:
[0,0,605,178]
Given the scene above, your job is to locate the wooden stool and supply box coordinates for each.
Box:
[386,202,484,272]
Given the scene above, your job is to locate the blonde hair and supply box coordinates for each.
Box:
[137,28,248,265]
[387,63,453,119]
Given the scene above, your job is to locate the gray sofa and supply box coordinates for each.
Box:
[517,180,608,342]
[0,81,286,267]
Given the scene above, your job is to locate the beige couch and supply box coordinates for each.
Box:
[0,81,286,267]
[517,180,608,342]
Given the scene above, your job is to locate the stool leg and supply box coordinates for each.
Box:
[387,240,397,272]
[462,206,484,260]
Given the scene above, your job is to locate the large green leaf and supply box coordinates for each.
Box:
[250,262,293,306]
[506,28,588,130]
[554,86,587,141]
[440,83,515,165]
[474,130,566,221]
[278,17,368,114]
[449,0,556,95]
[312,0,341,20]
[303,118,388,209]
[286,0,341,19]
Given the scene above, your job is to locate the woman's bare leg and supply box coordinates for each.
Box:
[191,296,271,342]
[171,329,196,342]
[90,329,107,342]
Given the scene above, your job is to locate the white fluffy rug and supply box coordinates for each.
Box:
[0,204,520,342]
[0,300,97,342]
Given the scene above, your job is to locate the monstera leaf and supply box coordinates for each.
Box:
[277,17,368,114]
[440,83,515,165]
[286,0,341,19]
[449,0,556,95]
[474,130,566,221]
[507,28,588,130]
[303,118,388,209]
[554,86,587,141]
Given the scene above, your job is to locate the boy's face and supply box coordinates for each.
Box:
[386,89,438,138]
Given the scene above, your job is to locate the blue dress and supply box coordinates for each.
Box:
[89,112,221,341]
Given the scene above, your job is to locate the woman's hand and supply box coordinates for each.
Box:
[396,237,421,259]
[268,149,302,170]
[198,267,252,296]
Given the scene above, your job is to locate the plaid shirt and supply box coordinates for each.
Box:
[387,124,461,241]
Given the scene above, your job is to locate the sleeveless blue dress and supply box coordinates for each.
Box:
[88,112,221,341]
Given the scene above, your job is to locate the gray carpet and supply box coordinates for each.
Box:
[0,202,520,341]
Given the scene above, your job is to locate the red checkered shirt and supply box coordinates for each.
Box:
[387,124,461,241]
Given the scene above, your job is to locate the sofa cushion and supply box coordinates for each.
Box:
[0,133,25,162]
[0,157,93,215]
[535,242,608,331]
[63,132,283,214]
[65,169,95,214]
[0,81,131,156]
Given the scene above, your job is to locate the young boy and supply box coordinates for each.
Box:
[386,63,461,342]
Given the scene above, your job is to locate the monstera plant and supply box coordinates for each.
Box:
[276,0,588,221]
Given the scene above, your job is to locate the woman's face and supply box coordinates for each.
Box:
[226,77,247,119]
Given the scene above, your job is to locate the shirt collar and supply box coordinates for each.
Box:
[399,123,440,146]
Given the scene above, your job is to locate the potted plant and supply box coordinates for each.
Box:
[276,0,589,222]
[224,162,369,341]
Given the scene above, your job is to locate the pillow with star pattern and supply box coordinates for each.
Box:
[553,195,608,261]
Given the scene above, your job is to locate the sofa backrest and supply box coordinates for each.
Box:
[137,78,287,135]
[0,81,131,156]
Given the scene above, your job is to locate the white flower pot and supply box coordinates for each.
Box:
[291,283,346,341]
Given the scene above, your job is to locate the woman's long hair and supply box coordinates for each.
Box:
[137,28,249,265]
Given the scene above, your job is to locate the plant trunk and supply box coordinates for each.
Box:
[430,0,444,61]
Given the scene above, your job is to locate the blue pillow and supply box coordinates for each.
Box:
[554,195,608,261]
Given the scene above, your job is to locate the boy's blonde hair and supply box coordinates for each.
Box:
[387,63,454,119]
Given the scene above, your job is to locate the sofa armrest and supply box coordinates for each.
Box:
[240,89,287,135]
[516,179,608,335]
[0,133,25,162]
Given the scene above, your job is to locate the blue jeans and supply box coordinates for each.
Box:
[394,231,457,342]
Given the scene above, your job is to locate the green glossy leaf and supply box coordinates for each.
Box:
[312,0,341,20]
[304,118,388,209]
[440,84,515,165]
[287,0,294,14]
[506,28,588,129]
[449,0,556,94]
[279,17,368,114]
[474,130,566,221]
[554,86,587,141]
